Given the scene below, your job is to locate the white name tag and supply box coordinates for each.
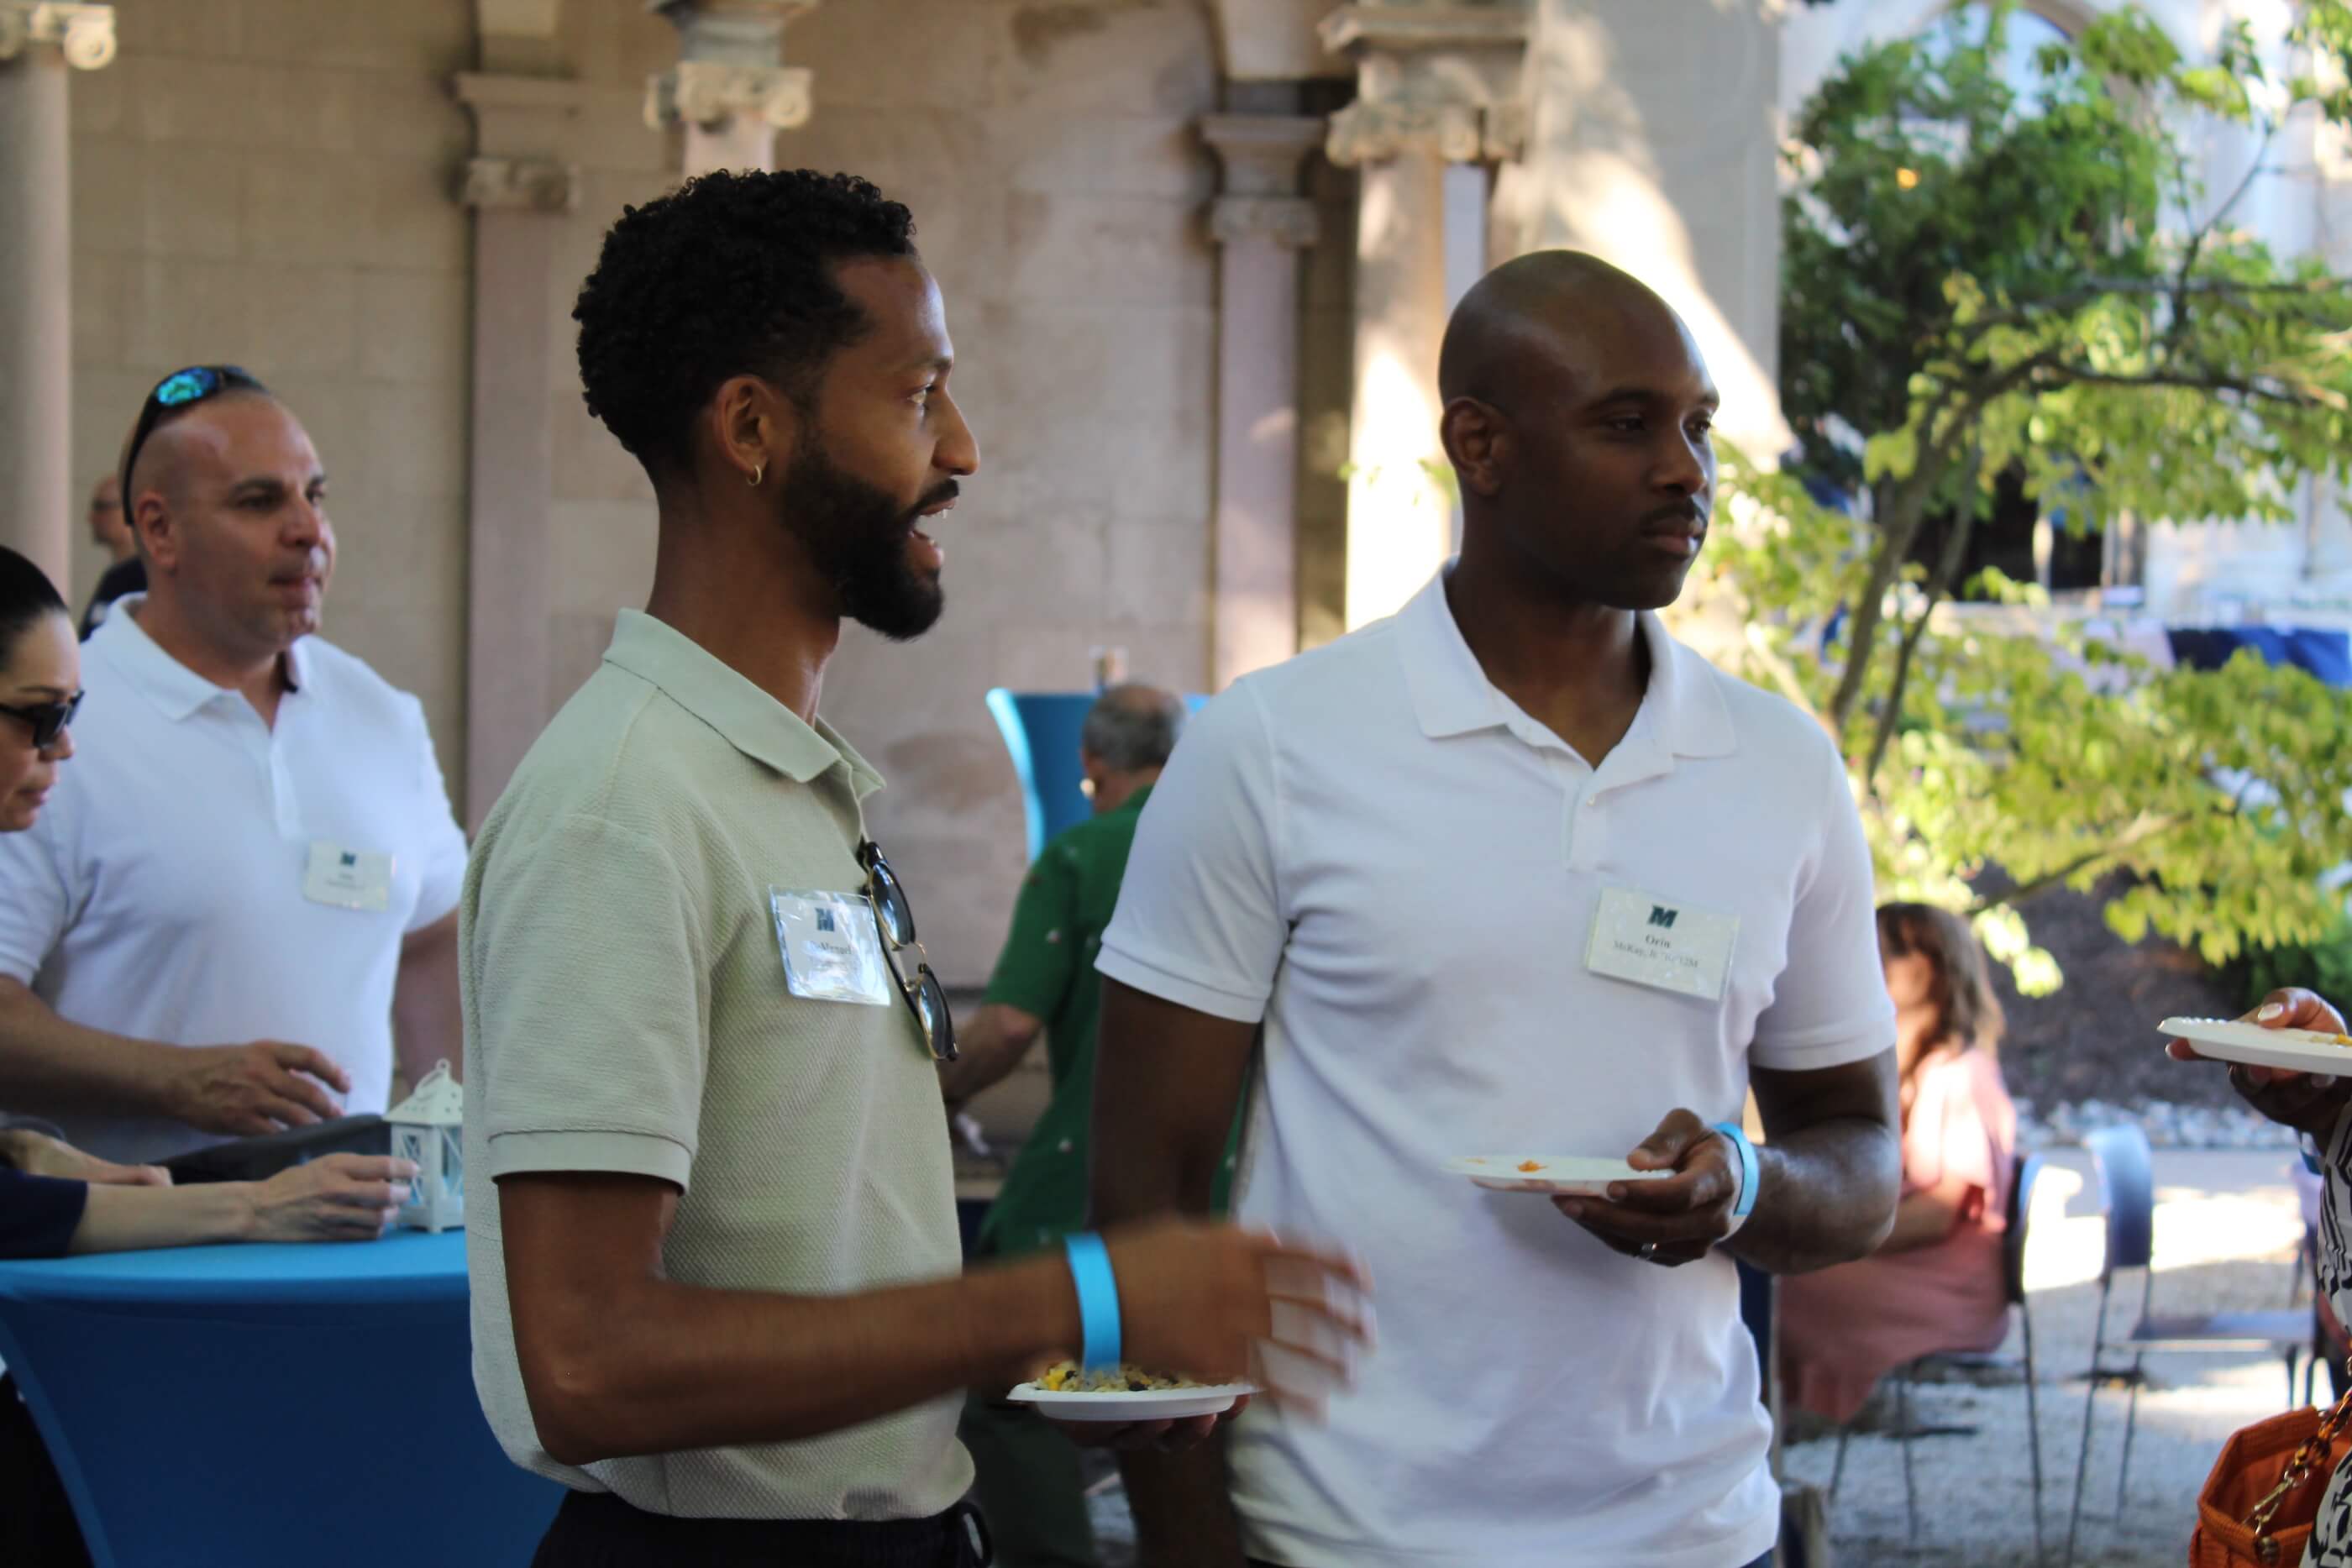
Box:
[1585,886,1739,1002]
[303,842,394,913]
[770,888,893,1007]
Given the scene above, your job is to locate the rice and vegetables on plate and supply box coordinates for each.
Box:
[1035,1361,1206,1394]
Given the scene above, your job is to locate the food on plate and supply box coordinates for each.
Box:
[1516,1159,1545,1172]
[1036,1361,1207,1394]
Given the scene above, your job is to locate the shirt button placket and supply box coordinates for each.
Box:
[1573,791,1607,872]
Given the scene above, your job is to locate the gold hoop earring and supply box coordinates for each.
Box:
[748,462,765,489]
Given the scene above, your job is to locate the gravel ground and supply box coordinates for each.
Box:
[1074,1150,2316,1568]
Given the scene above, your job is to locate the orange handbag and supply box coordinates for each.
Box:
[2192,1366,2352,1566]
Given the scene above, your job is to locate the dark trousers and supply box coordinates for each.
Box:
[0,1375,91,1568]
[533,1488,990,1568]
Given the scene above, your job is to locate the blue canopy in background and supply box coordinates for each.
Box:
[985,690,1211,863]
[2165,627,2352,689]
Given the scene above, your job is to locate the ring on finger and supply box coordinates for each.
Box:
[1637,1241,1661,1261]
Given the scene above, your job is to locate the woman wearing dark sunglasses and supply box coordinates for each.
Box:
[0,548,80,831]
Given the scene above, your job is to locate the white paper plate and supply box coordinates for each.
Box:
[1446,1155,1677,1196]
[2161,1016,2352,1078]
[1006,1382,1254,1422]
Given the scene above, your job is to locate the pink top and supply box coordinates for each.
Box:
[1779,1043,2019,1423]
[1902,1044,2017,1226]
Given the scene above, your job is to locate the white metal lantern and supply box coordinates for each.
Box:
[385,1059,464,1233]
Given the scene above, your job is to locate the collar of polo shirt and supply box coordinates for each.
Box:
[1394,571,1737,763]
[601,610,880,795]
[97,594,308,721]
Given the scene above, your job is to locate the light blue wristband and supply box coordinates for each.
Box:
[1712,1121,1761,1221]
[1063,1232,1122,1370]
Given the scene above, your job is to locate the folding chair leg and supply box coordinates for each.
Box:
[1898,1364,1919,1544]
[2024,1308,2046,1568]
[2114,1352,2145,1515]
[2066,1274,2115,1568]
[1830,1425,1850,1503]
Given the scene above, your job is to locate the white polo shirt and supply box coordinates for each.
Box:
[0,597,469,1163]
[1098,571,1893,1568]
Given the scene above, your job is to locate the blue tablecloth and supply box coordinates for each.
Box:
[0,1230,560,1567]
[2166,626,2352,687]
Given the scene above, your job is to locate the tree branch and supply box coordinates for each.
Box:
[1966,809,2195,914]
[1865,444,1985,793]
[2032,364,2345,407]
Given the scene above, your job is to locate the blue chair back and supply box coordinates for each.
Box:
[2085,1123,2156,1277]
[2005,1151,2042,1306]
[986,689,1211,863]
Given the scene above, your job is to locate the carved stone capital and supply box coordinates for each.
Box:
[1316,3,1527,58]
[1327,98,1520,166]
[1200,113,1325,198]
[0,3,117,70]
[645,58,811,132]
[1210,194,1320,249]
[461,155,580,212]
[1315,2,1527,166]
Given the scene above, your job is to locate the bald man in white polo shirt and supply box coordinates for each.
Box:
[1095,253,1904,1568]
[0,365,467,1165]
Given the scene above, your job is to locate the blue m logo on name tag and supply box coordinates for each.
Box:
[340,852,358,868]
[816,907,836,933]
[1649,905,1678,930]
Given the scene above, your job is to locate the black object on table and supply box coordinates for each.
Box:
[157,1114,388,1184]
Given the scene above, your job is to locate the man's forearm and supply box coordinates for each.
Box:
[1092,1019,1252,1568]
[394,916,463,1086]
[1124,1439,1249,1568]
[523,1251,1083,1466]
[936,1004,1041,1105]
[0,978,178,1119]
[1723,1116,1901,1275]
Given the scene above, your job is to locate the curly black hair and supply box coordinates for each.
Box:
[574,169,918,478]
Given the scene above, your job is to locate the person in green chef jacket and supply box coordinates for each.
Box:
[942,683,1240,1568]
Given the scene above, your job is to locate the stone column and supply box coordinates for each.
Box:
[0,3,113,595]
[1201,113,1322,691]
[645,1,816,178]
[1319,3,1525,631]
[454,70,582,826]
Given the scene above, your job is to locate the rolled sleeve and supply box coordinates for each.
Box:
[407,699,470,932]
[983,847,1080,1020]
[0,807,76,985]
[0,1167,87,1260]
[1095,682,1286,1025]
[1750,732,1895,1072]
[468,813,711,1187]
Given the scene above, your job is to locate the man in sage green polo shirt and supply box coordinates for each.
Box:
[462,169,1369,1568]
[943,684,1229,1567]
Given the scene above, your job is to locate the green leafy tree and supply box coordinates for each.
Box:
[1698,1,2352,988]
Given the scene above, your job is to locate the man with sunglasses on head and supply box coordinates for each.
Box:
[0,365,469,1166]
[462,169,1369,1568]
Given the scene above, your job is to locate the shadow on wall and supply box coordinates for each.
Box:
[1493,0,1788,458]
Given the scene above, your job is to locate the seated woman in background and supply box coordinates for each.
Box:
[1779,902,2021,1423]
[0,545,418,1568]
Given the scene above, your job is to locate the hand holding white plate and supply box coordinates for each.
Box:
[2160,1015,2352,1079]
[1007,1379,1256,1423]
[1446,1155,1677,1197]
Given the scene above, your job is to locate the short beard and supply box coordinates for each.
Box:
[774,438,948,642]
